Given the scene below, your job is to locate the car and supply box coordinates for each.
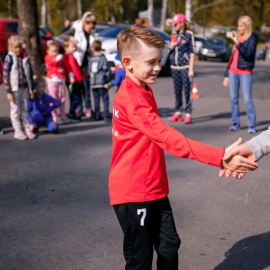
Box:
[194,34,207,54]
[96,24,171,75]
[198,37,231,62]
[94,23,113,37]
[0,18,63,60]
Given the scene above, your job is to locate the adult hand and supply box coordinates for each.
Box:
[188,68,194,78]
[7,93,13,102]
[70,36,78,45]
[220,143,256,179]
[169,41,178,49]
[223,77,229,87]
[230,31,238,43]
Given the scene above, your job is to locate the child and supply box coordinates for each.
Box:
[28,76,60,133]
[44,41,69,125]
[63,38,83,122]
[108,25,258,269]
[88,40,111,122]
[3,35,36,140]
[104,53,125,92]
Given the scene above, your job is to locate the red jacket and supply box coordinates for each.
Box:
[108,76,225,205]
[0,58,3,84]
[44,54,67,80]
[63,53,83,83]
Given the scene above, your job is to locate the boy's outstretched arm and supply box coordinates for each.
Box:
[219,139,257,179]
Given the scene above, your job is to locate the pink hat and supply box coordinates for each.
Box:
[169,14,186,25]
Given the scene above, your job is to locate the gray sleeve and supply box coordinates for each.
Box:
[246,126,270,160]
[58,28,75,41]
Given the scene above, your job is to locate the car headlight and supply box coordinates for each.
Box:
[201,48,208,54]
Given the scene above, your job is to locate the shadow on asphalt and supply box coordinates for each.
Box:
[214,231,270,270]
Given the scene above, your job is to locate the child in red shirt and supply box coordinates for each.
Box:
[108,25,258,270]
[44,41,69,124]
[63,38,83,122]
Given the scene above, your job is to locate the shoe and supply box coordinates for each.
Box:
[68,114,81,123]
[248,126,256,134]
[168,113,182,122]
[56,117,64,125]
[14,129,27,140]
[229,123,240,131]
[104,118,111,123]
[0,129,4,135]
[184,115,192,124]
[61,116,70,124]
[25,129,36,140]
[75,109,83,118]
[85,109,92,118]
[95,116,104,121]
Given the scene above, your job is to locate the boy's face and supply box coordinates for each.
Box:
[36,82,45,97]
[66,43,76,54]
[11,42,22,56]
[123,40,163,88]
[47,45,58,57]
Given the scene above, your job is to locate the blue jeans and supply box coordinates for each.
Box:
[92,88,109,119]
[229,72,256,127]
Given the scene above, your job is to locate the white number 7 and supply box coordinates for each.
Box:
[137,208,146,226]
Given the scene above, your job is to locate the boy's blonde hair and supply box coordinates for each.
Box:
[34,76,46,89]
[63,38,73,49]
[92,40,102,52]
[117,24,165,61]
[46,41,59,51]
[8,35,23,50]
[238,15,252,41]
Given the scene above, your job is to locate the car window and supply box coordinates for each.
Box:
[206,38,225,46]
[195,37,207,43]
[98,25,128,38]
[153,29,170,41]
[6,22,18,33]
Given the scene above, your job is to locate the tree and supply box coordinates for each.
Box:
[148,0,153,27]
[160,0,168,30]
[16,0,43,74]
[41,0,47,26]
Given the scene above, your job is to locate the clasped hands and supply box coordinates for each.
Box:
[220,138,257,180]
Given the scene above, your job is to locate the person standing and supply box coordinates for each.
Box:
[223,15,258,134]
[59,11,96,118]
[168,14,195,124]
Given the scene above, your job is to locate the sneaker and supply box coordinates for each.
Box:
[14,129,27,140]
[248,126,256,134]
[229,123,240,131]
[0,129,4,135]
[25,129,36,140]
[85,109,92,118]
[61,116,70,124]
[75,110,83,118]
[168,113,182,122]
[104,118,111,123]
[95,116,104,121]
[184,115,192,124]
[68,114,81,123]
[56,118,64,125]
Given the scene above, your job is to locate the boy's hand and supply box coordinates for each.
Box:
[29,93,35,100]
[7,93,13,102]
[220,143,256,179]
[29,124,34,132]
[219,138,258,177]
[104,84,109,89]
[70,77,75,84]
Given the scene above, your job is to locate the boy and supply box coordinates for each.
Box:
[63,38,83,123]
[88,40,111,122]
[108,25,257,270]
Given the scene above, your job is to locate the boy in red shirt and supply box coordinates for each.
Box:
[109,25,257,270]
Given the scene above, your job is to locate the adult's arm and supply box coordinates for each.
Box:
[58,28,75,41]
[236,34,258,60]
[247,126,270,161]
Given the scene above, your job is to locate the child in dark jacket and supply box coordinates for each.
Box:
[28,77,60,133]
[104,53,125,93]
[88,40,111,122]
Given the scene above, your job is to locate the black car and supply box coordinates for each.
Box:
[198,37,231,62]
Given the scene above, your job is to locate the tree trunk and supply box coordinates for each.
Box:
[160,0,168,30]
[41,0,47,26]
[185,0,192,22]
[147,0,153,27]
[8,0,13,18]
[77,0,82,19]
[16,0,43,75]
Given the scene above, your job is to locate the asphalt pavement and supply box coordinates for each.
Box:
[1,60,270,270]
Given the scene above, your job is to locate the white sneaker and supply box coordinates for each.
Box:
[14,129,27,140]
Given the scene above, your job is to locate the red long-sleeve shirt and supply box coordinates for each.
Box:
[108,76,225,205]
[63,53,83,83]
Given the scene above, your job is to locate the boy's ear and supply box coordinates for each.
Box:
[122,56,132,70]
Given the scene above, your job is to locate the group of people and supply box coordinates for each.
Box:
[168,14,258,135]
[0,11,126,140]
